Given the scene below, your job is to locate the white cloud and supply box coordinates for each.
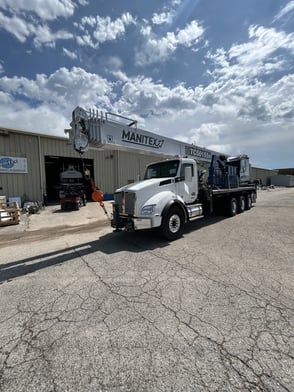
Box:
[76,33,96,48]
[0,90,13,104]
[0,7,292,169]
[0,0,76,21]
[113,19,294,163]
[34,25,73,48]
[177,20,204,47]
[135,20,204,65]
[152,11,174,25]
[0,67,114,133]
[230,25,294,66]
[0,99,69,135]
[0,54,288,160]
[207,25,294,88]
[76,13,136,48]
[273,0,294,22]
[0,61,292,167]
[105,56,124,72]
[63,47,78,60]
[0,11,31,42]
[0,10,73,47]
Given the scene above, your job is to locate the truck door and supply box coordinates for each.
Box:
[176,163,197,203]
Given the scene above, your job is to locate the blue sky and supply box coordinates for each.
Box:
[0,0,293,169]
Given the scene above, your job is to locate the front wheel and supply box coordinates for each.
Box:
[161,207,185,241]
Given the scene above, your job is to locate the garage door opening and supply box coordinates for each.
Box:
[45,156,94,203]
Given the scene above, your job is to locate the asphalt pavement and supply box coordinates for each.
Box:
[0,188,293,391]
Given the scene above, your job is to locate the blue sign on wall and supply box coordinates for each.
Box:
[0,156,28,173]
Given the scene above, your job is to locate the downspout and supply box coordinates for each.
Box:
[38,135,44,202]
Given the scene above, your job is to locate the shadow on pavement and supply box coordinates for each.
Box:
[0,215,225,284]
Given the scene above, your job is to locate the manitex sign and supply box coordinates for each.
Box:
[0,156,28,173]
[117,128,213,161]
[121,129,165,149]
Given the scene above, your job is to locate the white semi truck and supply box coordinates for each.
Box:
[65,107,257,240]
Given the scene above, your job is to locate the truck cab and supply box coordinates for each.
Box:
[144,158,198,204]
[111,157,204,240]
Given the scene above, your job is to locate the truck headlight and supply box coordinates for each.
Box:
[141,205,156,215]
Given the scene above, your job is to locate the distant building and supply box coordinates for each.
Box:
[271,174,294,187]
[277,168,294,176]
[250,166,279,187]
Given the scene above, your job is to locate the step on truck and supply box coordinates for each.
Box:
[65,106,257,240]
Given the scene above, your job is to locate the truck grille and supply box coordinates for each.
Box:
[114,191,136,215]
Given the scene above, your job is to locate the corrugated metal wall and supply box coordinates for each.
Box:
[0,128,163,203]
[116,151,161,188]
[270,174,294,187]
[3,128,281,205]
[0,131,41,202]
[251,166,278,186]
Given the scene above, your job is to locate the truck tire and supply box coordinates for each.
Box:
[73,202,80,210]
[228,197,238,217]
[245,194,252,210]
[161,206,185,241]
[82,194,87,206]
[238,196,245,213]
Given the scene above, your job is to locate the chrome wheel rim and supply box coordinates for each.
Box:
[169,214,181,233]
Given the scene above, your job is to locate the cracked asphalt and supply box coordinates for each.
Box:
[0,188,293,391]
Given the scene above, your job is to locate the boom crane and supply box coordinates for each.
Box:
[65,107,257,240]
[65,106,214,161]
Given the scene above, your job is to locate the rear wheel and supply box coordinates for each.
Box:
[245,194,252,210]
[161,207,185,241]
[238,196,245,213]
[228,197,238,217]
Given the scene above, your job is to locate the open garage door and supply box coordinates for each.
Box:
[45,156,94,203]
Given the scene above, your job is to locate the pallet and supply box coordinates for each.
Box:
[0,201,20,226]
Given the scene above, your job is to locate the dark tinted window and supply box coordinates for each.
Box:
[144,160,180,179]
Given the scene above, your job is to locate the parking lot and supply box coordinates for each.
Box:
[0,188,293,391]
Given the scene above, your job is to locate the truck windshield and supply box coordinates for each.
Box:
[144,160,180,179]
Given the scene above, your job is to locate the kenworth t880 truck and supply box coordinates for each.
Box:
[65,106,257,240]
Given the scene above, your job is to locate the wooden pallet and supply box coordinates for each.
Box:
[0,201,20,226]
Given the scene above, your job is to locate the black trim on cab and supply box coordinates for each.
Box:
[159,177,184,186]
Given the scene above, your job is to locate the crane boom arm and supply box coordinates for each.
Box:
[65,106,213,162]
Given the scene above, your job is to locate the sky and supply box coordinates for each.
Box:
[0,0,293,169]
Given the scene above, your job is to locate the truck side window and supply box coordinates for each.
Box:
[180,164,194,178]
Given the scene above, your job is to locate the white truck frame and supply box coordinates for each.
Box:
[65,107,257,240]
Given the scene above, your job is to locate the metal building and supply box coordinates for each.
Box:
[0,127,166,205]
[271,174,294,187]
[250,166,279,187]
[1,125,283,207]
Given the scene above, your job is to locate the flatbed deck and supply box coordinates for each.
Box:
[212,185,256,195]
